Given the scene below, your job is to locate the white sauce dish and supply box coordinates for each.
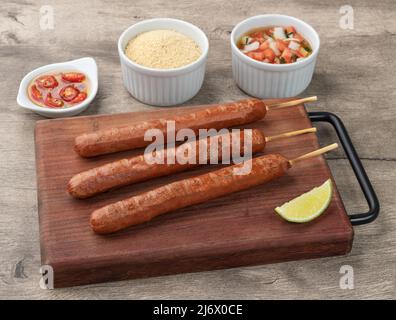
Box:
[231,15,320,98]
[17,57,98,118]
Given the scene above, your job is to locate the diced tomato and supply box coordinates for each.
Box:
[30,85,42,102]
[276,39,287,52]
[292,50,304,58]
[44,93,64,108]
[61,72,86,83]
[295,47,309,58]
[238,26,311,65]
[250,32,264,43]
[285,26,296,35]
[259,41,269,51]
[70,92,87,104]
[250,31,263,39]
[246,51,265,61]
[294,49,304,58]
[281,48,293,63]
[59,85,79,102]
[262,48,275,62]
[264,28,274,36]
[36,75,58,89]
[294,33,304,42]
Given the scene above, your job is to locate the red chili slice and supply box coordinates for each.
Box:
[36,75,58,89]
[44,93,64,108]
[70,92,87,104]
[30,85,43,102]
[62,72,86,83]
[59,85,79,102]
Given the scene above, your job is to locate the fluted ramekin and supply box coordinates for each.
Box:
[231,15,320,98]
[118,18,209,106]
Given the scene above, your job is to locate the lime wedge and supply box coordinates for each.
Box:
[275,179,333,223]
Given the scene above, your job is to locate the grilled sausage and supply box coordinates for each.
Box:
[74,99,266,157]
[68,129,266,198]
[90,154,290,234]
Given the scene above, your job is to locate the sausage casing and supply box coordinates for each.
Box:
[74,99,266,157]
[90,153,290,234]
[68,129,266,198]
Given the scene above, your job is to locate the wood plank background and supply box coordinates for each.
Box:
[0,0,395,298]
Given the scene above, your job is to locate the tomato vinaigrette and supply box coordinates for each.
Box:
[237,26,313,64]
[28,71,89,108]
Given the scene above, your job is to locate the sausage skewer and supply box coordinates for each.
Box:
[90,143,338,234]
[68,127,317,199]
[75,96,317,157]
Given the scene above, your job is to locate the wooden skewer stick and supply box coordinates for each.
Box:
[289,143,338,166]
[265,127,317,142]
[266,96,317,110]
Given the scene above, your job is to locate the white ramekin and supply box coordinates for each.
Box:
[231,15,320,98]
[118,18,209,106]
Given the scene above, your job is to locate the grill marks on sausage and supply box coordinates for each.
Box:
[74,99,266,157]
[68,129,266,198]
[90,154,290,234]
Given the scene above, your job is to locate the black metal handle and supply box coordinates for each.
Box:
[308,111,380,225]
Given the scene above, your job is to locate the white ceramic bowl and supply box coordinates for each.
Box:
[17,57,98,118]
[118,18,209,106]
[231,15,320,98]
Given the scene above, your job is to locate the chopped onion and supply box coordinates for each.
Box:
[273,27,286,40]
[269,40,280,56]
[242,41,259,53]
[288,41,300,51]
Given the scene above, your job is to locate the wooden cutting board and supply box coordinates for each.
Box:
[35,100,353,288]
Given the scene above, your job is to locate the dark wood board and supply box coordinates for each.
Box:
[34,100,353,288]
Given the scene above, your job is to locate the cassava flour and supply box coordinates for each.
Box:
[125,29,202,69]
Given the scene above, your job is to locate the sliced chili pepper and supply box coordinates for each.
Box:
[44,93,64,108]
[70,92,87,104]
[30,85,43,102]
[59,85,79,102]
[62,72,86,83]
[36,75,58,89]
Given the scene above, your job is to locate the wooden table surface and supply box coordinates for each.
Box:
[1,0,395,299]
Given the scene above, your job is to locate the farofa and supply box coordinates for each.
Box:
[125,29,202,69]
